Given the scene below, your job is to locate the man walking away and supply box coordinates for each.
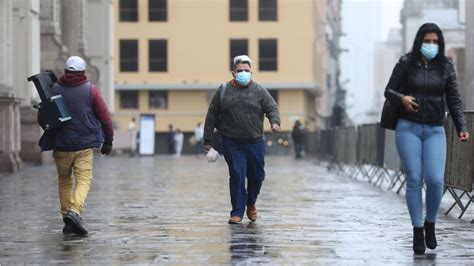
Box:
[38,56,114,236]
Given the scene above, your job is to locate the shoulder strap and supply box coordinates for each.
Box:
[219,82,227,102]
[216,83,227,127]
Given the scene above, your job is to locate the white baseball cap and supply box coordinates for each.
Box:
[233,55,252,65]
[65,56,86,71]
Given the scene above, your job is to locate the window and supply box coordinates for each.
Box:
[259,39,277,71]
[229,0,248,21]
[120,40,138,72]
[149,40,167,72]
[269,90,278,104]
[229,39,248,70]
[149,0,167,21]
[259,0,277,21]
[149,91,168,109]
[120,0,138,22]
[120,91,139,109]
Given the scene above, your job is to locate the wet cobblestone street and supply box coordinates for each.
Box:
[1,155,473,264]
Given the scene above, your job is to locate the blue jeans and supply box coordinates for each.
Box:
[395,119,446,227]
[222,137,265,218]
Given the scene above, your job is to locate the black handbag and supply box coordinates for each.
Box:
[380,99,399,130]
[380,60,409,130]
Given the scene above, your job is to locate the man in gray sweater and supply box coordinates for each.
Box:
[204,55,281,224]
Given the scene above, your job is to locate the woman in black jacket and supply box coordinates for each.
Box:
[384,23,469,255]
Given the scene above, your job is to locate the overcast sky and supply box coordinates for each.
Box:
[340,0,404,123]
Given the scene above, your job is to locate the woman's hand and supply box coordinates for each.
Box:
[459,132,469,142]
[401,96,420,113]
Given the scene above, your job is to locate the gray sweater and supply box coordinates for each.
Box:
[203,80,281,145]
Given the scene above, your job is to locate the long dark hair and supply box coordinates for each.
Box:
[410,23,446,63]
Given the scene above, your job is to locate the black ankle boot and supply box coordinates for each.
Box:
[413,227,426,254]
[424,221,437,250]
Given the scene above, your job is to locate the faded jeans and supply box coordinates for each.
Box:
[395,119,446,227]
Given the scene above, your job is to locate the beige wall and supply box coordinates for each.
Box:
[312,0,327,88]
[278,90,308,129]
[115,89,312,132]
[114,0,325,133]
[115,89,208,132]
[115,0,320,84]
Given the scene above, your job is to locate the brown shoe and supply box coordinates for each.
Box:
[247,205,257,222]
[228,216,242,224]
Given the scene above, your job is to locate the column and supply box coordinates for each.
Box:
[0,0,23,172]
[12,0,43,163]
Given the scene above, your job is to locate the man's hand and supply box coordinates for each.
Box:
[204,144,212,152]
[101,142,113,155]
[459,132,469,142]
[271,123,281,132]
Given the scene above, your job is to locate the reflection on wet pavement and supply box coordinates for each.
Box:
[0,156,473,264]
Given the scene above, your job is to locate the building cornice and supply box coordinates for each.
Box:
[115,110,309,117]
[115,82,321,92]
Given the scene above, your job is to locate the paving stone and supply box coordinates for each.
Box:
[0,155,473,264]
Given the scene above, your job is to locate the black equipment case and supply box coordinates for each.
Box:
[27,72,71,130]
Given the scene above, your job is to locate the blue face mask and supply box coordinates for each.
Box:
[235,71,251,86]
[420,43,439,61]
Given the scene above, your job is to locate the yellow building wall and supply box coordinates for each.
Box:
[114,0,324,133]
[114,0,319,84]
[115,89,307,132]
[276,90,307,130]
[312,0,327,87]
[115,90,209,132]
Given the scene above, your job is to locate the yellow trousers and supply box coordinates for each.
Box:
[53,148,94,216]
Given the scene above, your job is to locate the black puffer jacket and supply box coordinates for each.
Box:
[384,54,467,134]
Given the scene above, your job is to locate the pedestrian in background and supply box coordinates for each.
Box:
[384,23,469,254]
[168,124,175,155]
[194,122,204,156]
[203,55,281,224]
[38,56,114,236]
[128,117,137,156]
[173,129,184,158]
[291,120,305,159]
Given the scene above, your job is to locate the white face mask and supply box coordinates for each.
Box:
[420,43,439,60]
[235,71,251,85]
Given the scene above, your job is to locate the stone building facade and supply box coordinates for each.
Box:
[0,0,113,172]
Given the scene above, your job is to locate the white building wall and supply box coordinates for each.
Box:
[0,0,23,172]
[12,0,41,105]
[464,0,474,109]
[0,0,13,90]
[86,0,115,111]
[372,44,400,122]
